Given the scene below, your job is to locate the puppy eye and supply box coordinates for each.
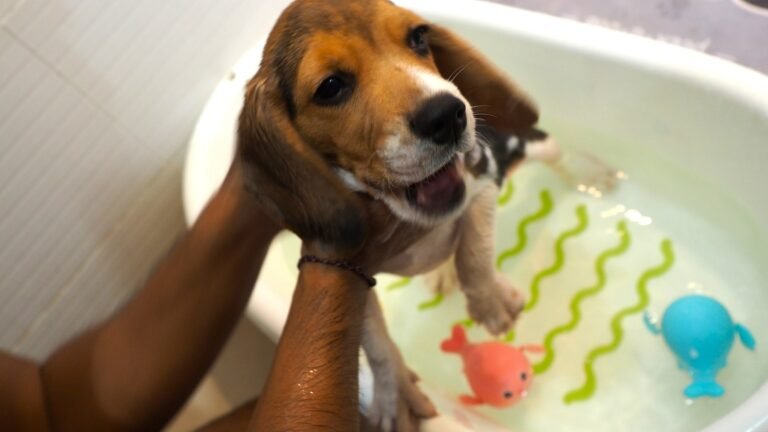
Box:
[503,391,513,399]
[313,74,352,105]
[407,24,430,56]
[520,372,528,381]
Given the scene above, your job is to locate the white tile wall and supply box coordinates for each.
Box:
[0,0,292,359]
[0,0,24,24]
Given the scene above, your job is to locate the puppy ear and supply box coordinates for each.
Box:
[428,25,539,133]
[237,75,366,252]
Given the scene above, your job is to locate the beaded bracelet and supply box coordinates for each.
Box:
[297,255,377,288]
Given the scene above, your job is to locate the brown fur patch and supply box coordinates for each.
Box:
[237,0,540,246]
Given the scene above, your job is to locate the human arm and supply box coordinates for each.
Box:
[249,265,368,432]
[0,163,279,432]
[248,198,426,432]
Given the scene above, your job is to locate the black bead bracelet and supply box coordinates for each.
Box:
[297,255,377,288]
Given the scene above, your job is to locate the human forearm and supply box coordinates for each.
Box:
[40,171,279,431]
[249,264,369,432]
[0,353,48,432]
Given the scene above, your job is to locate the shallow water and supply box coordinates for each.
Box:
[256,118,768,431]
[377,119,768,431]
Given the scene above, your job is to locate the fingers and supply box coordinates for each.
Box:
[299,192,429,274]
[367,201,427,248]
[402,383,438,420]
[238,77,366,252]
[351,198,429,273]
[395,396,423,432]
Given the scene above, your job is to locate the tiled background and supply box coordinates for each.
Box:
[0,0,765,429]
[0,0,293,359]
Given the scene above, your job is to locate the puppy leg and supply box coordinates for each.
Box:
[422,254,459,296]
[523,130,620,192]
[362,291,436,432]
[522,130,562,164]
[455,181,525,335]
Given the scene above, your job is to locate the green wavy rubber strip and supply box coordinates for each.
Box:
[564,239,675,404]
[497,180,515,206]
[533,221,631,375]
[455,318,475,328]
[385,277,412,292]
[504,330,516,343]
[418,292,445,310]
[525,205,590,312]
[496,190,554,269]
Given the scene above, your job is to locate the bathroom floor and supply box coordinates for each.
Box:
[169,1,768,430]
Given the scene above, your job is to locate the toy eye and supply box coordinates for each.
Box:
[503,390,513,399]
[314,74,353,105]
[407,24,430,56]
[520,372,528,381]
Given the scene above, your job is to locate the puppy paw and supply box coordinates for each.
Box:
[466,273,524,336]
[367,362,437,432]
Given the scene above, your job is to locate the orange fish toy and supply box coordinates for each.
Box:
[441,324,543,407]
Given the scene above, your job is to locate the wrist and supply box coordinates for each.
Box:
[298,255,376,288]
[297,261,370,294]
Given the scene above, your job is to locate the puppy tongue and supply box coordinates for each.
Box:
[407,162,465,214]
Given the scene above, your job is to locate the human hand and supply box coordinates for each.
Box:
[235,77,367,255]
[301,194,428,276]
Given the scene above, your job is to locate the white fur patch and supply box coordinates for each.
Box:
[524,135,561,163]
[405,64,463,99]
[466,143,483,166]
[351,64,482,227]
[401,64,476,153]
[483,144,498,179]
[506,136,521,151]
[334,167,367,192]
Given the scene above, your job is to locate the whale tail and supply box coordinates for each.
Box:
[735,323,756,350]
[685,379,725,398]
[642,311,662,335]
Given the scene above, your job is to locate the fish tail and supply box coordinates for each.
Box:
[441,324,468,353]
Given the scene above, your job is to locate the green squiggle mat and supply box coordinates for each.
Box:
[418,292,444,310]
[386,277,412,292]
[455,318,475,328]
[564,239,676,404]
[496,190,554,269]
[497,180,515,206]
[533,221,632,374]
[525,205,590,312]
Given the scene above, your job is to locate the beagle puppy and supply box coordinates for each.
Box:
[238,0,559,429]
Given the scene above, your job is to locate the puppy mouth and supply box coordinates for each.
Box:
[404,157,466,215]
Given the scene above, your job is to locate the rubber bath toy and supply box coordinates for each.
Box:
[644,294,755,398]
[441,324,543,407]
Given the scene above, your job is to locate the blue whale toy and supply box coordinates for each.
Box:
[644,295,755,398]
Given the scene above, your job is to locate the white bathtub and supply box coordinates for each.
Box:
[183,0,768,430]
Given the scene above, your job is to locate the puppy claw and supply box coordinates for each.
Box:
[466,273,524,336]
[367,362,435,432]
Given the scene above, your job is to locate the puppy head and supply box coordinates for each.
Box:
[240,0,539,238]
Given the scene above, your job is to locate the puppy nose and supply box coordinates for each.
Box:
[409,93,467,146]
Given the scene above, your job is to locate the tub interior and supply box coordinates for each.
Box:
[248,16,768,430]
[260,116,768,430]
[185,2,768,430]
